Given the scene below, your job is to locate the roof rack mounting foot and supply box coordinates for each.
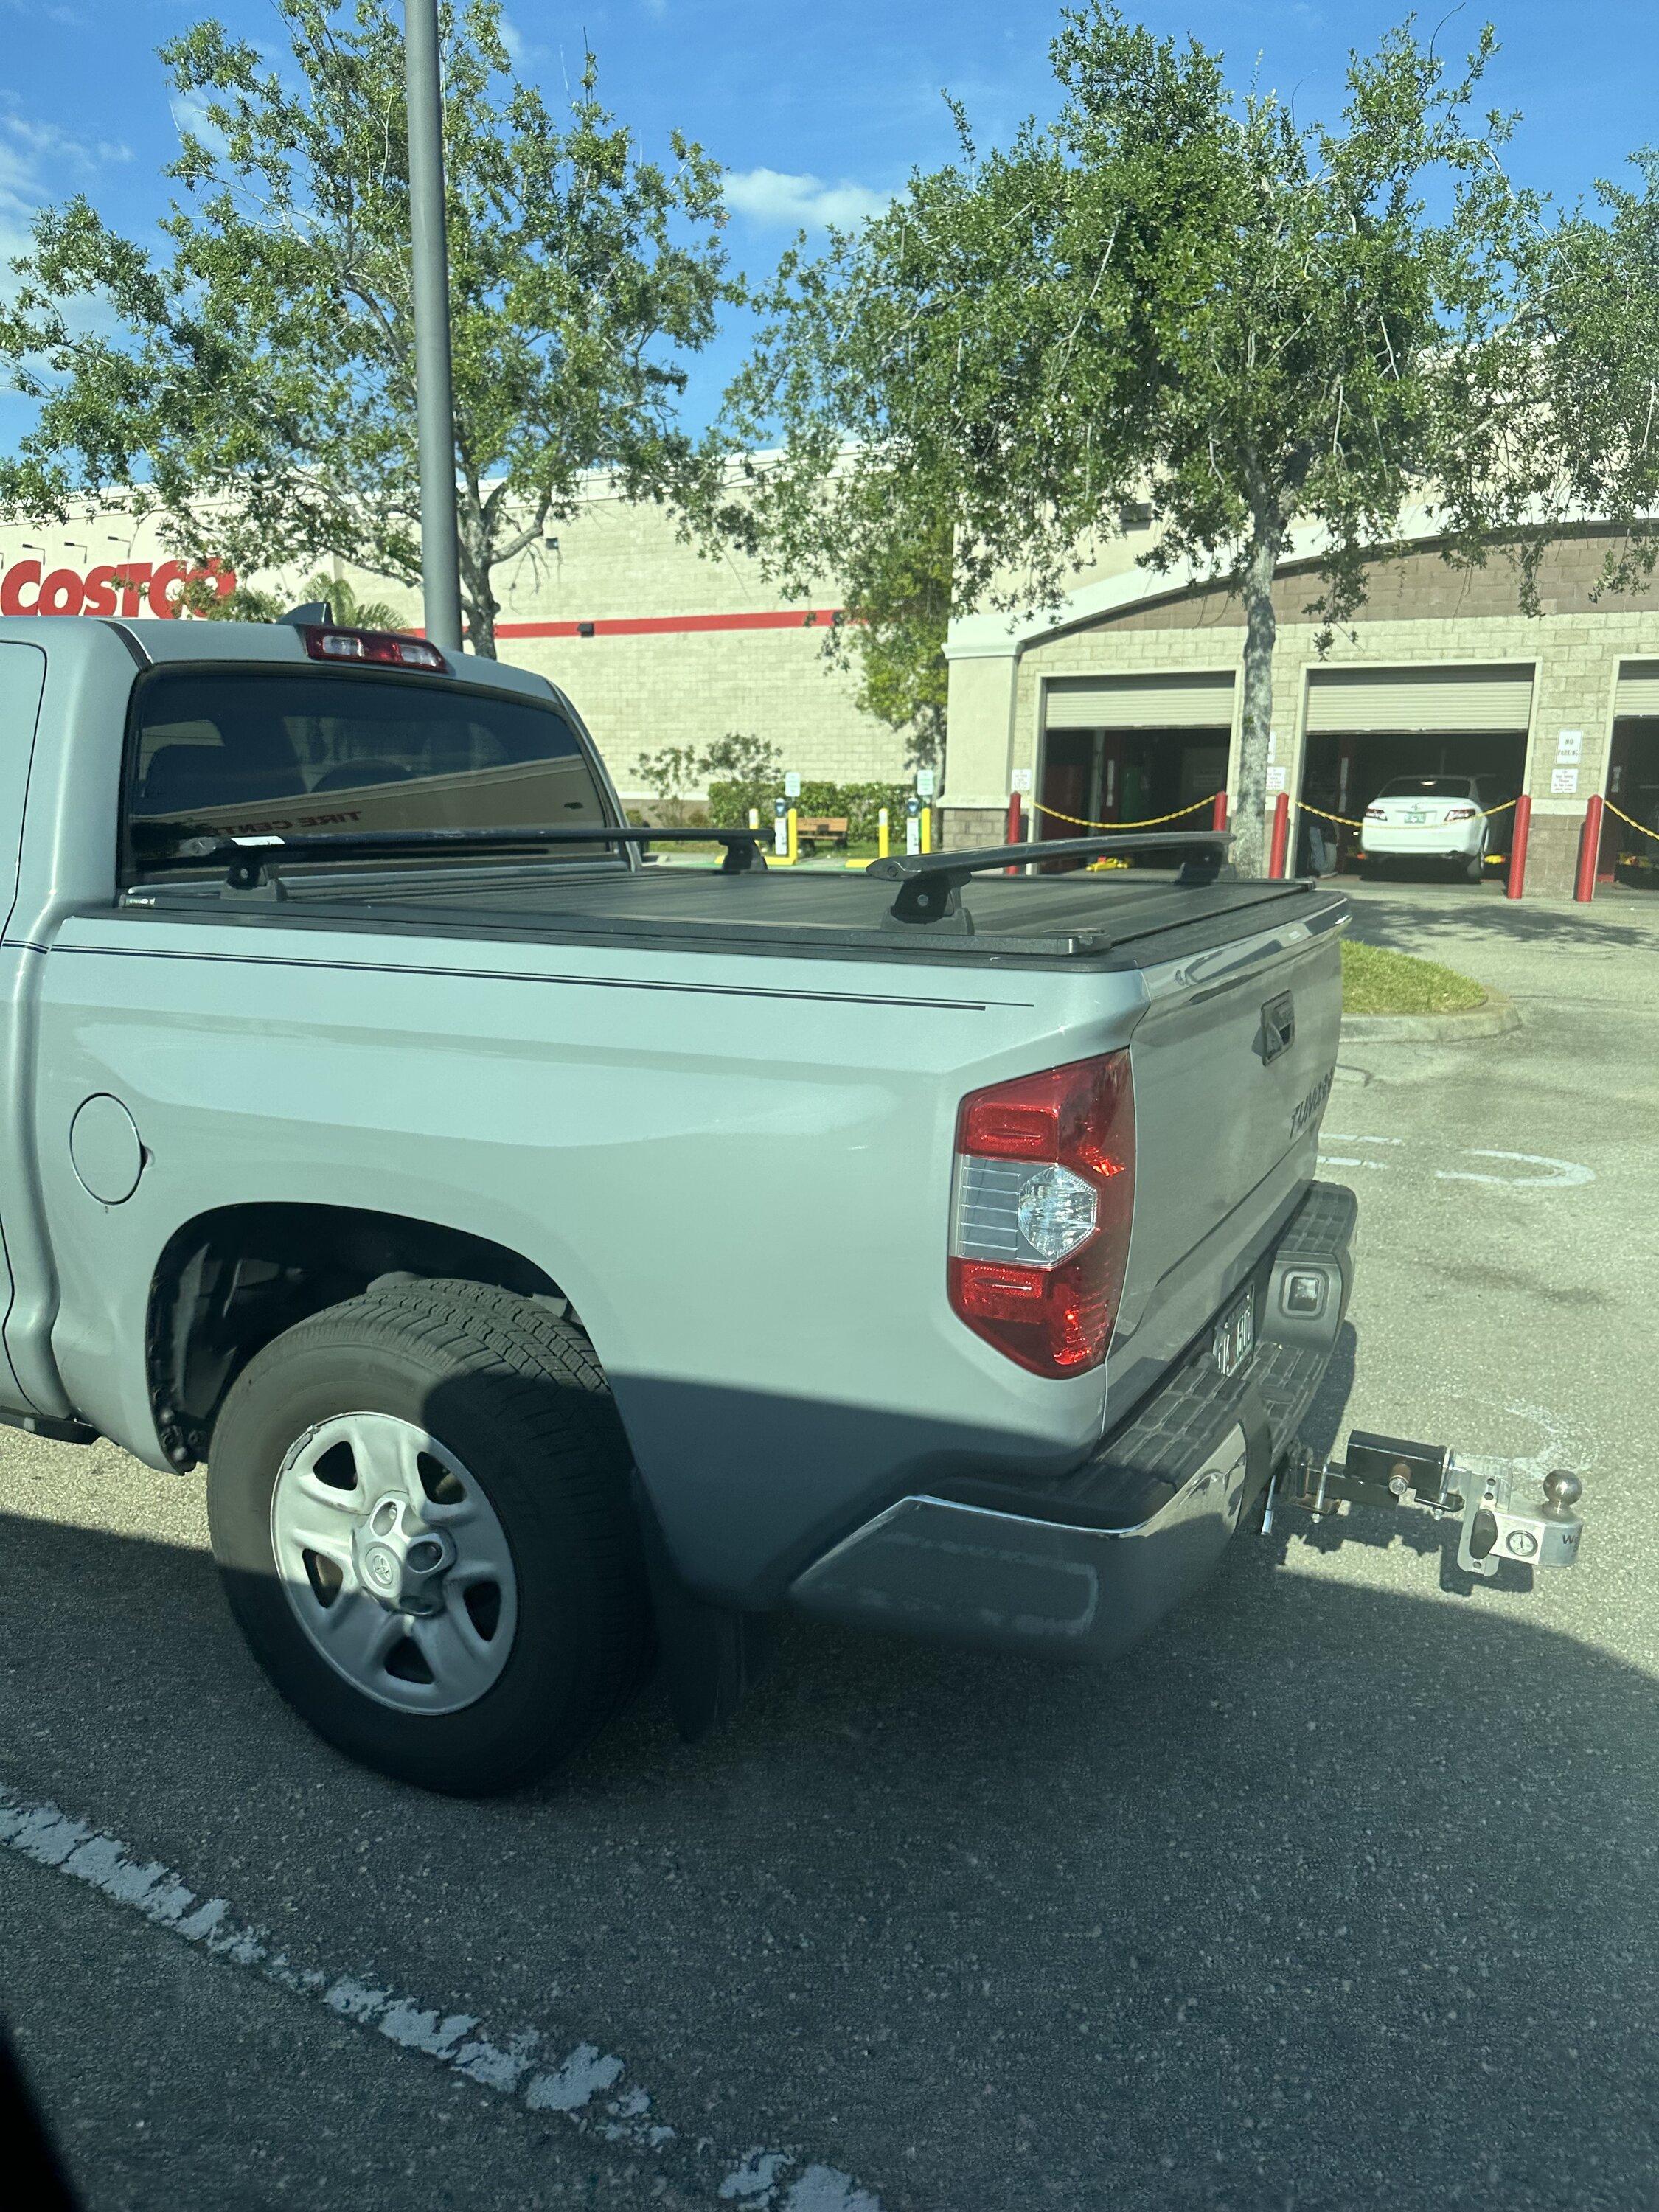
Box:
[881,874,973,932]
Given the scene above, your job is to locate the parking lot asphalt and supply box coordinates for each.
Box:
[3,878,1657,2212]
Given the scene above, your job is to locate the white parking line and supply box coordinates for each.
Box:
[0,1785,882,2211]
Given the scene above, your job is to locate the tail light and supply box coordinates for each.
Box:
[302,625,449,672]
[947,1052,1135,1377]
[1444,807,1477,821]
[1364,805,1385,821]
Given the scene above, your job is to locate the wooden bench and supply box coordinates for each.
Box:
[794,815,849,852]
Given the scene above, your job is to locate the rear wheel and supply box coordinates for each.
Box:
[1462,840,1488,883]
[206,1280,652,1795]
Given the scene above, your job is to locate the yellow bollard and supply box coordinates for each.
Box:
[919,804,933,855]
[748,807,759,831]
[850,805,891,869]
[787,806,799,865]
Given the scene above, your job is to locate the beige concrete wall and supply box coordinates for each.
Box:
[0,479,910,802]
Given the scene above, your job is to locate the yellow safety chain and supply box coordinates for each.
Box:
[1026,793,1220,832]
[1603,799,1659,844]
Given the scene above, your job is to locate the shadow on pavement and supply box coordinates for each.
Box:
[1339,879,1659,956]
[1,1494,1655,2212]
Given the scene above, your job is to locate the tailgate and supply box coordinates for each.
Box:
[1114,902,1345,1361]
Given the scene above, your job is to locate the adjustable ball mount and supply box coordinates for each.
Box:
[1263,1430,1584,1577]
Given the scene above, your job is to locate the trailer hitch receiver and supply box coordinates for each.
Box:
[1266,1429,1584,1576]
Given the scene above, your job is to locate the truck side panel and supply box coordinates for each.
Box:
[32,918,1141,1601]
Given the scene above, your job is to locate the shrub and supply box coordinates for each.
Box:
[706,775,914,845]
[633,742,703,827]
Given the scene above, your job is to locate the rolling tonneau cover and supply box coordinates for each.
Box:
[147,859,1337,967]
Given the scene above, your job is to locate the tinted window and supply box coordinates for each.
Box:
[127,667,613,874]
[1376,776,1477,799]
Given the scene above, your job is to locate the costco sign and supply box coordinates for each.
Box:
[0,559,237,619]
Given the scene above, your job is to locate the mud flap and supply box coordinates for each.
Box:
[631,1473,777,1743]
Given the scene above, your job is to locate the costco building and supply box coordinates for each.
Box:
[943,507,1659,900]
[3,487,1656,897]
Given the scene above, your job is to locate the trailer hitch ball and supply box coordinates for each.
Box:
[1455,1458,1585,1578]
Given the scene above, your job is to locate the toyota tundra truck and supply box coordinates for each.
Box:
[0,613,1355,1794]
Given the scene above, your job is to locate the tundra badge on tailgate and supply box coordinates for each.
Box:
[1289,1068,1332,1138]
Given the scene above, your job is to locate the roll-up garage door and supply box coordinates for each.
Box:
[1614,661,1659,716]
[1044,671,1235,729]
[1304,665,1533,734]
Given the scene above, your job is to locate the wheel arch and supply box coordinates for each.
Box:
[145,1202,571,1470]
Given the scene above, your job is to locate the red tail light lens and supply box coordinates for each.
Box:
[1444,807,1477,821]
[301,625,449,672]
[947,1052,1135,1377]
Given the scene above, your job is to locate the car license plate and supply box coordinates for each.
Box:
[1404,811,1427,824]
[1212,1293,1255,1379]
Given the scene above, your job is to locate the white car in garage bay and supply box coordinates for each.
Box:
[1359,774,1500,880]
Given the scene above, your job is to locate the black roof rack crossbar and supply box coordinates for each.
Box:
[866,831,1233,928]
[153,823,770,891]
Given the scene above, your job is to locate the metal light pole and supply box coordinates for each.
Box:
[403,0,465,653]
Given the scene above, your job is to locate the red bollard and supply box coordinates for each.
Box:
[1505,793,1531,900]
[1574,793,1603,904]
[1211,791,1229,834]
[1267,790,1290,879]
[1005,793,1023,875]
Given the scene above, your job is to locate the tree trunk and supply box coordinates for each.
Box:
[1232,511,1282,878]
[468,581,498,659]
[455,481,499,659]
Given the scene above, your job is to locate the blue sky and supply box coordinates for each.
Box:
[0,0,1654,451]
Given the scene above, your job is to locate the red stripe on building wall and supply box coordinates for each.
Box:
[490,608,843,640]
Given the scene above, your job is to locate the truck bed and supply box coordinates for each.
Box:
[133,858,1338,967]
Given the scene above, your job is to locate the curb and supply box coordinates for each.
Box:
[1340,990,1520,1044]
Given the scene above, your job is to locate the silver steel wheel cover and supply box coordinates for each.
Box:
[270,1411,519,1715]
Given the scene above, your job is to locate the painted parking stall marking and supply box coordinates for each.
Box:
[1319,1133,1596,1189]
[0,1786,883,2211]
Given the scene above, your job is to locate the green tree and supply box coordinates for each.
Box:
[0,0,734,657]
[175,570,403,627]
[830,496,950,771]
[725,7,1659,872]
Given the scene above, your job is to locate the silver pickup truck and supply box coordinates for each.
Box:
[0,613,1357,1795]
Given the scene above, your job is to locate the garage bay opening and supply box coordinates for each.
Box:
[1039,672,1234,866]
[1299,665,1533,883]
[1604,663,1659,891]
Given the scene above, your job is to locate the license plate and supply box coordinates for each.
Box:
[1403,811,1426,824]
[1212,1293,1255,1379]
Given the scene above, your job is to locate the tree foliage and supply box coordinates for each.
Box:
[175,570,402,626]
[0,0,734,655]
[830,491,950,770]
[726,6,1659,869]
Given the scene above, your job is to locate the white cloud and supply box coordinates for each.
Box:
[0,0,83,24]
[499,14,552,69]
[0,108,129,173]
[170,93,229,157]
[0,102,133,310]
[723,167,890,232]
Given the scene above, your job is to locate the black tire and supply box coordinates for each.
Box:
[1463,842,1486,883]
[206,1280,652,1795]
[1357,856,1384,882]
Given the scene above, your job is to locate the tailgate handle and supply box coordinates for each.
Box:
[1260,991,1295,1063]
